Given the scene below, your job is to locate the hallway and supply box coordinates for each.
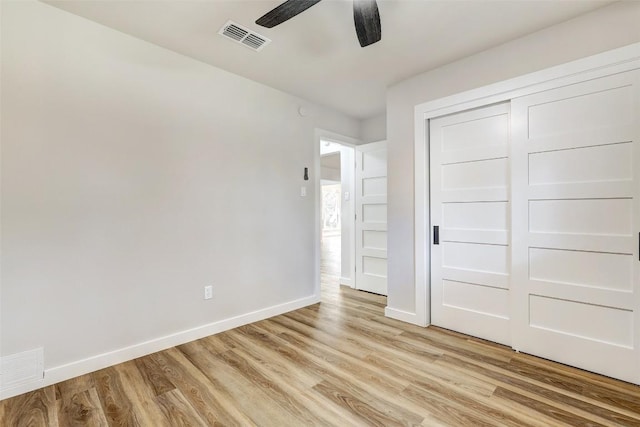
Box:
[320,231,341,295]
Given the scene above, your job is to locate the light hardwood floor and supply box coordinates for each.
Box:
[2,235,640,426]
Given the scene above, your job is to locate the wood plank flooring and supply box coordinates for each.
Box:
[2,235,640,426]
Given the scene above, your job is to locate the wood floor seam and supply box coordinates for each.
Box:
[2,241,639,426]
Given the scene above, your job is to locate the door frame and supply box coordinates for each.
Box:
[409,42,640,328]
[314,129,360,298]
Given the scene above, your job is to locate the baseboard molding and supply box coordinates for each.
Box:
[1,294,320,400]
[0,378,45,401]
[339,277,353,288]
[385,307,428,327]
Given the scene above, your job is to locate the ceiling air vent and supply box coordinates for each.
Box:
[219,21,271,52]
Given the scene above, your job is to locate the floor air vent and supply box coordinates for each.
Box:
[219,21,271,51]
[1,348,44,396]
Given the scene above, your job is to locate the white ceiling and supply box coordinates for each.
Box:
[46,0,613,119]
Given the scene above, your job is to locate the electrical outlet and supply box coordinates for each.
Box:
[204,285,213,300]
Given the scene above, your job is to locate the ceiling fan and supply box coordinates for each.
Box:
[255,0,382,48]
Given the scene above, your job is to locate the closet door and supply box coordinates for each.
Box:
[511,71,640,384]
[430,103,511,345]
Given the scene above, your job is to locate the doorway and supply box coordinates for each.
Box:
[321,181,341,294]
[319,139,355,296]
[316,134,389,299]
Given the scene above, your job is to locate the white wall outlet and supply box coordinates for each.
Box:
[344,191,350,201]
[300,186,307,197]
[204,285,213,300]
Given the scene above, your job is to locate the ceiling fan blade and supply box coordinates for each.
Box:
[353,0,381,47]
[256,0,323,28]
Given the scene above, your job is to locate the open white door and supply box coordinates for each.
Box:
[355,141,387,295]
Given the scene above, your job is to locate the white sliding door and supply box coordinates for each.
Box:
[430,103,511,345]
[355,141,388,295]
[511,71,640,383]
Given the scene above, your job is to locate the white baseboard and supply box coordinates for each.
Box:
[385,307,428,327]
[0,378,45,401]
[1,294,320,400]
[339,277,353,287]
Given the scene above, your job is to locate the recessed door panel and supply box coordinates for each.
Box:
[442,242,508,275]
[363,230,387,251]
[529,199,632,235]
[529,248,633,292]
[362,177,387,197]
[527,85,634,139]
[442,202,508,231]
[529,142,633,185]
[442,158,508,190]
[529,295,633,348]
[441,113,509,152]
[442,280,509,318]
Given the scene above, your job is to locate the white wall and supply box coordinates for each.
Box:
[386,1,640,318]
[360,113,387,143]
[0,0,359,391]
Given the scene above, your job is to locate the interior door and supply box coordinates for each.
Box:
[355,140,387,295]
[430,103,511,345]
[511,71,640,384]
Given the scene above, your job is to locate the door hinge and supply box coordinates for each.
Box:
[433,225,439,245]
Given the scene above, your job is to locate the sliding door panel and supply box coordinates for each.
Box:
[511,70,640,384]
[430,103,511,345]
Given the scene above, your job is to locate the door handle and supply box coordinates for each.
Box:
[433,226,439,245]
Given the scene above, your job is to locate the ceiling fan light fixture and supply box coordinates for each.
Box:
[353,0,381,47]
[255,0,382,48]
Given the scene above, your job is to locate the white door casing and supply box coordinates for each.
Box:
[510,70,640,384]
[355,141,388,295]
[430,103,511,345]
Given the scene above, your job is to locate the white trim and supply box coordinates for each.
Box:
[414,107,429,327]
[413,42,640,331]
[339,277,353,287]
[0,294,319,400]
[415,43,640,119]
[0,0,4,390]
[315,129,361,147]
[314,132,322,299]
[385,307,425,326]
[0,378,44,402]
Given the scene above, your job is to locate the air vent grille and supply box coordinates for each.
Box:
[243,33,267,50]
[219,21,271,51]
[223,24,248,41]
